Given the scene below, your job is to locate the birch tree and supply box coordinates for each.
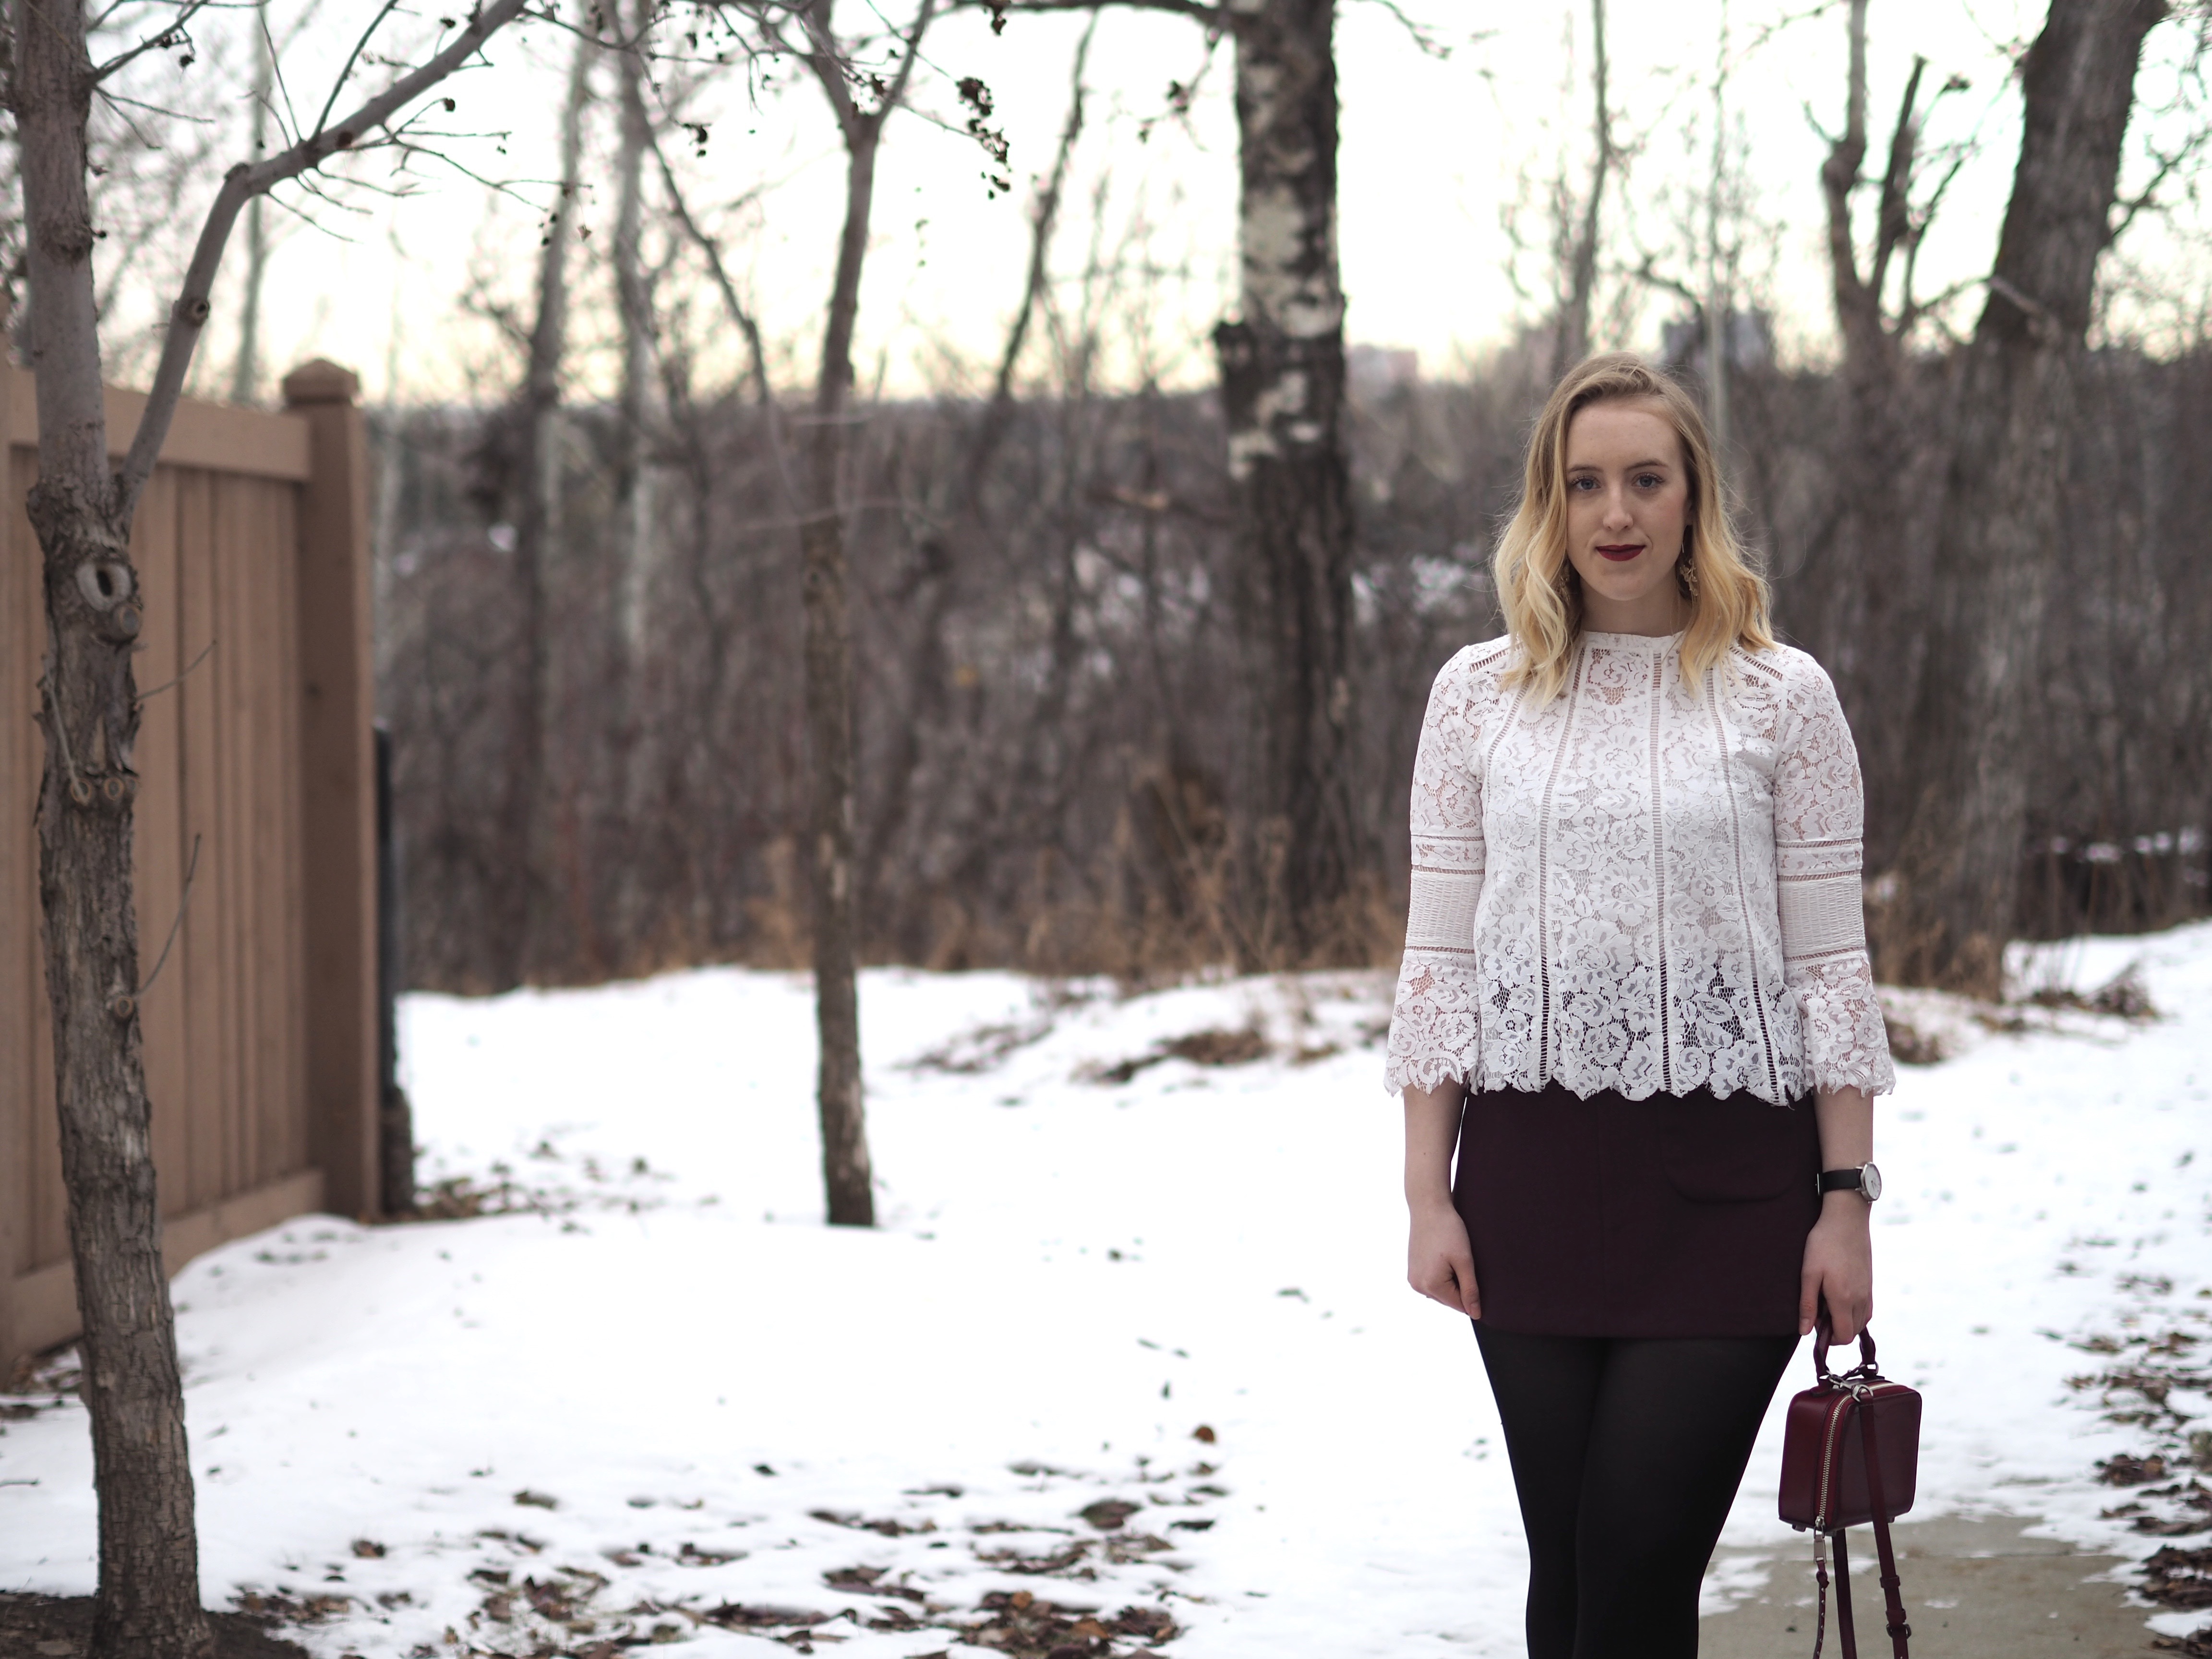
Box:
[998,0,1362,962]
[1213,0,1360,963]
[6,2,536,1649]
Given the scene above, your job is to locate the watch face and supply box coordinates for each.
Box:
[1862,1163,1883,1202]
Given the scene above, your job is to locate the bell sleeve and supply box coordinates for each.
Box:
[1383,649,1489,1095]
[1772,660,1896,1096]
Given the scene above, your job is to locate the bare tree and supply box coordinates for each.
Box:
[494,11,600,986]
[727,0,942,1226]
[229,0,274,404]
[991,0,1412,960]
[1211,0,1360,963]
[612,0,658,658]
[1550,0,1612,382]
[1888,0,2168,994]
[1806,0,1972,864]
[9,1,530,1649]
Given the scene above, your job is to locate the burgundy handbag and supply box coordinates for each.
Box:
[1777,1325,1921,1659]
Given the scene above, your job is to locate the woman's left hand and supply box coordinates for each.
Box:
[1798,1196,1874,1341]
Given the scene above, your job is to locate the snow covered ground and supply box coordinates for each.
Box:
[1,924,2209,1657]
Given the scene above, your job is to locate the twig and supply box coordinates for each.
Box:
[134,636,216,705]
[312,0,406,137]
[116,0,539,518]
[1353,0,1483,59]
[648,133,804,517]
[956,0,1224,20]
[92,0,216,84]
[138,833,202,997]
[36,675,89,803]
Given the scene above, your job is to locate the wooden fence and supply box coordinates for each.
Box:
[0,359,379,1373]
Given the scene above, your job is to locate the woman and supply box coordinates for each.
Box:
[1387,354,1894,1659]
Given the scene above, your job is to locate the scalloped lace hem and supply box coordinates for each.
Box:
[1382,1056,1471,1096]
[1379,1059,1895,1104]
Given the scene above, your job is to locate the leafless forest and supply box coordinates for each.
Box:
[359,0,2212,1001]
[9,0,2159,1004]
[375,333,2212,992]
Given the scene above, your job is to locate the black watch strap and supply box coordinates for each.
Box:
[1818,1165,1878,1199]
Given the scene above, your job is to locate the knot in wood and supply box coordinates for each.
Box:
[107,602,142,641]
[108,993,135,1022]
[73,558,135,613]
[176,295,212,326]
[68,777,94,807]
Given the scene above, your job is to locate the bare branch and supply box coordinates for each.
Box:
[968,10,1093,496]
[313,0,407,137]
[92,0,215,84]
[1866,56,1927,309]
[136,834,203,997]
[2107,130,2211,244]
[133,635,216,703]
[957,0,1224,23]
[117,0,538,515]
[1352,0,1481,60]
[648,130,803,516]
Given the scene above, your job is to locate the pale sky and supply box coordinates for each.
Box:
[135,0,2209,407]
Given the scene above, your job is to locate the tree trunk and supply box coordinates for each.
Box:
[496,17,594,986]
[801,2,899,1227]
[1814,3,1926,864]
[1549,0,1610,384]
[1887,0,2164,994]
[1214,0,1359,966]
[12,0,212,1649]
[1702,0,1733,457]
[228,0,273,405]
[612,0,656,661]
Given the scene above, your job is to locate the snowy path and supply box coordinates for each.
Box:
[1,926,2208,1656]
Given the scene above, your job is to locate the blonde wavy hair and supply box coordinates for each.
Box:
[1493,352,1773,702]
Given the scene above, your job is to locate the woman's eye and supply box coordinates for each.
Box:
[1635,473,1661,489]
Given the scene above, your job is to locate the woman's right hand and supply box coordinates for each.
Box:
[1408,1198,1482,1318]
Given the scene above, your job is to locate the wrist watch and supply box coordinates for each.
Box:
[1817,1163,1882,1202]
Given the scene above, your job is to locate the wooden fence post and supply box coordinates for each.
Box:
[283,360,379,1220]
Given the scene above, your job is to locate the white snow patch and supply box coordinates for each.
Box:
[0,924,2206,1656]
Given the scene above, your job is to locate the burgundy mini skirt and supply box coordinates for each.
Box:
[1453,1081,1821,1338]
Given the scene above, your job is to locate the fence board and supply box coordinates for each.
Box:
[175,466,234,1220]
[130,469,190,1219]
[270,484,312,1178]
[2,361,373,1370]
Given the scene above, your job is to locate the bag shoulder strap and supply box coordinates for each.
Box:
[1855,1392,1913,1659]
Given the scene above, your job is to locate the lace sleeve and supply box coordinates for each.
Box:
[1383,649,1490,1095]
[1773,661,1895,1096]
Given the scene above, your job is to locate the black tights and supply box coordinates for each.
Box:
[1475,1325,1798,1659]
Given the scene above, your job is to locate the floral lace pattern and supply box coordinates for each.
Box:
[1384,632,1895,1104]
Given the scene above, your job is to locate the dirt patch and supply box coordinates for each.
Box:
[1084,1025,1270,1085]
[0,1593,311,1659]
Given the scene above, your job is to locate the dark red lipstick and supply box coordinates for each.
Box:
[1594,543,1644,562]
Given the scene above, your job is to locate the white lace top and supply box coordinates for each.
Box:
[1384,630,1894,1105]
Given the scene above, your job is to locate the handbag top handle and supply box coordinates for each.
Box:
[1814,1324,1879,1381]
